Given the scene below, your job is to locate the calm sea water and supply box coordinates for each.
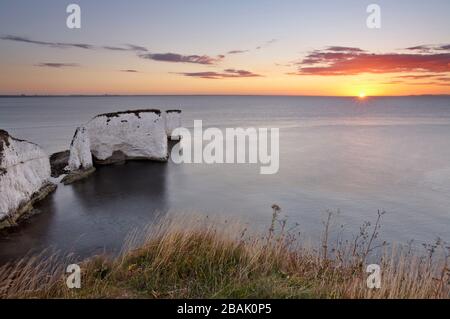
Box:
[1,96,450,263]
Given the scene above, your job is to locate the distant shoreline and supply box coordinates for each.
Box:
[0,94,449,98]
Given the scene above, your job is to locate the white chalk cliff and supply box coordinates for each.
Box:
[86,109,168,164]
[67,126,93,171]
[165,110,182,140]
[0,130,55,228]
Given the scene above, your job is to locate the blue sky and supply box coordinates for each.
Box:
[2,0,448,51]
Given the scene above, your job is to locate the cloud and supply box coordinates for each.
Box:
[405,44,450,52]
[1,35,94,50]
[1,35,151,54]
[256,38,277,50]
[275,62,294,68]
[383,74,450,86]
[293,46,450,76]
[227,50,249,55]
[177,69,262,79]
[405,45,433,53]
[407,81,449,86]
[387,74,450,86]
[139,53,224,65]
[227,39,277,55]
[325,46,365,52]
[382,80,404,85]
[1,35,225,67]
[103,46,129,51]
[395,74,439,79]
[36,63,80,68]
[127,44,148,52]
[439,45,450,51]
[120,69,139,73]
[104,44,148,52]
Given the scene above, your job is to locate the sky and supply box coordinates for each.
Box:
[0,0,449,96]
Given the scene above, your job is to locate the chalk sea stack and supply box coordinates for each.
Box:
[0,130,56,229]
[165,110,182,141]
[87,109,168,165]
[62,126,96,185]
[60,109,178,183]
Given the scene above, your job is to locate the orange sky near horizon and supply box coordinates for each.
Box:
[0,64,448,96]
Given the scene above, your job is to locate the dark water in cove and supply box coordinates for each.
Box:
[0,95,450,263]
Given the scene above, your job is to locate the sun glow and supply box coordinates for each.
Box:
[358,92,366,98]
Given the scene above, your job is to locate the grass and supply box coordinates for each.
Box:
[0,207,449,299]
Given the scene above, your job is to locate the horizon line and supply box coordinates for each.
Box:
[1,94,449,98]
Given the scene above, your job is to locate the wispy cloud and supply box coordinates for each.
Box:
[1,35,225,66]
[395,74,439,80]
[120,69,139,73]
[225,39,277,57]
[405,44,450,53]
[292,46,450,76]
[383,74,450,86]
[127,44,148,52]
[1,35,94,50]
[407,81,449,86]
[325,46,365,53]
[227,49,250,55]
[1,35,152,54]
[382,80,404,85]
[102,46,128,51]
[36,63,80,68]
[177,69,262,79]
[256,38,277,50]
[139,53,224,65]
[103,44,148,52]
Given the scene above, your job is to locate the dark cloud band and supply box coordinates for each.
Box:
[177,69,262,79]
[1,35,93,50]
[139,53,224,65]
[36,63,80,68]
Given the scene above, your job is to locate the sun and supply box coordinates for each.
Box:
[358,91,366,99]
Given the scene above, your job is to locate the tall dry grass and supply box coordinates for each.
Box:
[0,208,449,299]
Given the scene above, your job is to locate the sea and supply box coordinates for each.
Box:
[0,95,449,263]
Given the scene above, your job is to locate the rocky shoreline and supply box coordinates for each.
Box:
[0,129,56,230]
[0,182,57,230]
[0,109,182,230]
